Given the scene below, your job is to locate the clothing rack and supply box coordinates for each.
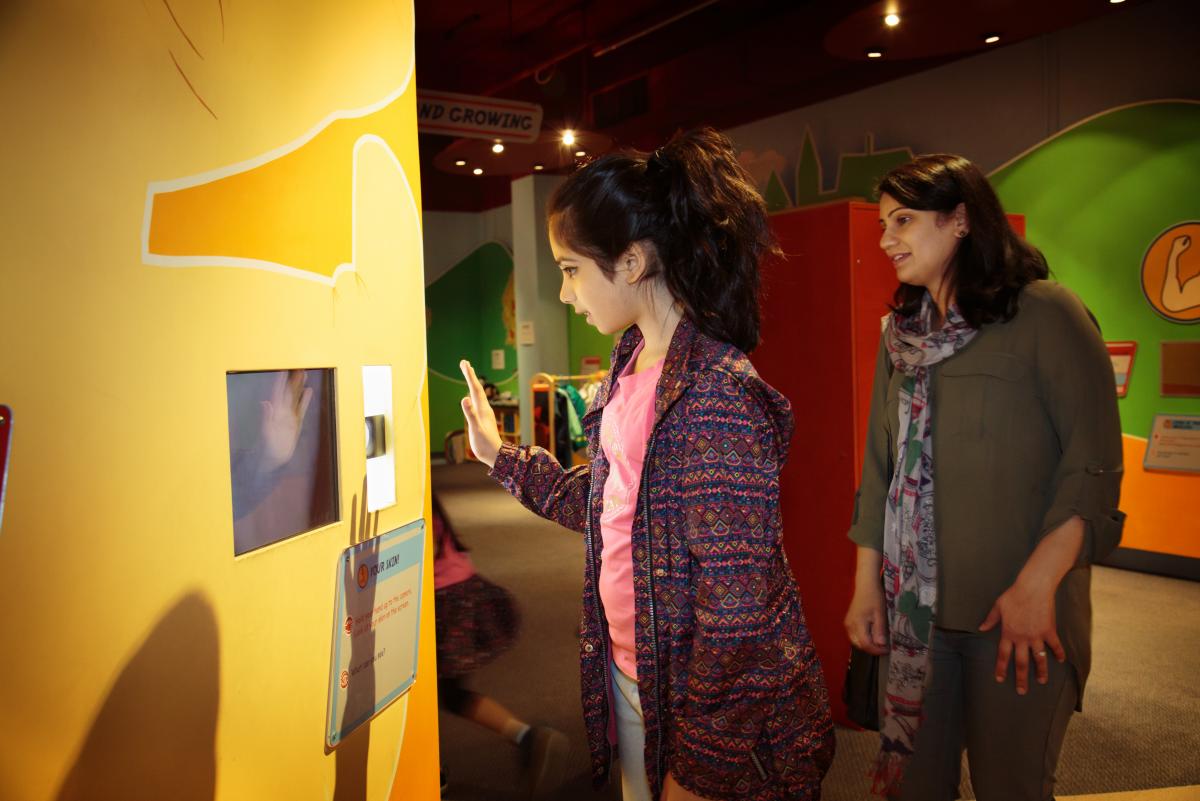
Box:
[531,371,605,466]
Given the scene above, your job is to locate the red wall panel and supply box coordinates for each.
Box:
[755,201,1026,726]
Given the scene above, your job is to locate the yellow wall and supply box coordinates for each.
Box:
[0,2,439,799]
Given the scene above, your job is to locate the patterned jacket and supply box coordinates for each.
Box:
[490,317,834,800]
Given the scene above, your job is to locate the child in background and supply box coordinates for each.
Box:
[432,492,568,800]
[459,128,833,801]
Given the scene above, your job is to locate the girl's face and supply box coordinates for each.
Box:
[878,192,967,303]
[550,226,641,335]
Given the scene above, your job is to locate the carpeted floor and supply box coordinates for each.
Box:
[432,462,1200,801]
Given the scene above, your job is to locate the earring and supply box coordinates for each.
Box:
[956,231,968,239]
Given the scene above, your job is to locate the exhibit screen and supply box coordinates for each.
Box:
[226,369,340,555]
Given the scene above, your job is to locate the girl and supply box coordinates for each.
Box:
[459,128,834,801]
[431,491,568,800]
[843,154,1124,800]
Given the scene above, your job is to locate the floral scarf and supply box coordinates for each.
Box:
[872,295,976,795]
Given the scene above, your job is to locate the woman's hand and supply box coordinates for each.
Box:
[459,359,502,467]
[978,579,1064,695]
[978,515,1083,694]
[844,546,889,655]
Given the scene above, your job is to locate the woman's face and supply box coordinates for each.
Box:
[878,192,967,303]
[549,224,640,336]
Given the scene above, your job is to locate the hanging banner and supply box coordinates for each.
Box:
[326,519,426,747]
[417,89,543,143]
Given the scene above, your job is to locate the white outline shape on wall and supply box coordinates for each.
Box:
[139,52,414,285]
[988,98,1200,176]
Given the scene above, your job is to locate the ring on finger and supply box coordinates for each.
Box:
[1035,649,1048,658]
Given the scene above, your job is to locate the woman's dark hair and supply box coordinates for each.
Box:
[876,153,1048,327]
[548,127,778,353]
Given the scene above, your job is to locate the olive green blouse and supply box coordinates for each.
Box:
[848,280,1125,695]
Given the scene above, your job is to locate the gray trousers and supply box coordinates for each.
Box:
[884,626,1078,801]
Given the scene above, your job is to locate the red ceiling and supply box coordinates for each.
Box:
[414,0,1128,212]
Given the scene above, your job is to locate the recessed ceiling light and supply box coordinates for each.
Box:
[1109,0,1125,4]
[492,142,505,154]
[533,163,545,171]
[884,13,900,26]
[562,130,576,146]
[472,167,483,175]
[454,159,467,167]
[575,150,586,157]
[984,34,1000,44]
[866,48,884,58]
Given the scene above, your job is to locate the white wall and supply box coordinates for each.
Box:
[422,204,513,285]
[725,0,1199,186]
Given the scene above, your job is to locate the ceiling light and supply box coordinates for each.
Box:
[984,34,1000,44]
[562,130,576,146]
[533,163,545,171]
[575,150,586,157]
[472,167,483,175]
[866,48,884,58]
[454,159,467,167]
[884,13,900,26]
[492,142,505,154]
[1109,0,1125,3]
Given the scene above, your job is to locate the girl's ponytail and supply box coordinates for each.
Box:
[548,127,777,354]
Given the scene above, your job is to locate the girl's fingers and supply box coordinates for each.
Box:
[460,360,486,408]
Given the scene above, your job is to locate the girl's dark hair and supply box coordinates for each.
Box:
[548,127,778,353]
[876,154,1048,327]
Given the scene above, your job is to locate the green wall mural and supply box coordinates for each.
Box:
[426,242,519,451]
[990,100,1200,439]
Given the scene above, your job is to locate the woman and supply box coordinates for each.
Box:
[843,154,1124,801]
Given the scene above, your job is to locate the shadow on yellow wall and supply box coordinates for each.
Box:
[54,593,219,801]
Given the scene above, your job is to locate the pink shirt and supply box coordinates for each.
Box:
[599,342,663,679]
[433,508,475,590]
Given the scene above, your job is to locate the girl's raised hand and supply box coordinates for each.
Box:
[459,360,502,467]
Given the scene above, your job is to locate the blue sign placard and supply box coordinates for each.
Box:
[326,519,425,747]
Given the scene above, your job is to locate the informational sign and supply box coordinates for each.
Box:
[1141,222,1200,324]
[1144,414,1200,473]
[518,321,536,346]
[1106,341,1137,398]
[326,519,425,747]
[580,355,601,374]
[416,90,543,143]
[1161,341,1200,397]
